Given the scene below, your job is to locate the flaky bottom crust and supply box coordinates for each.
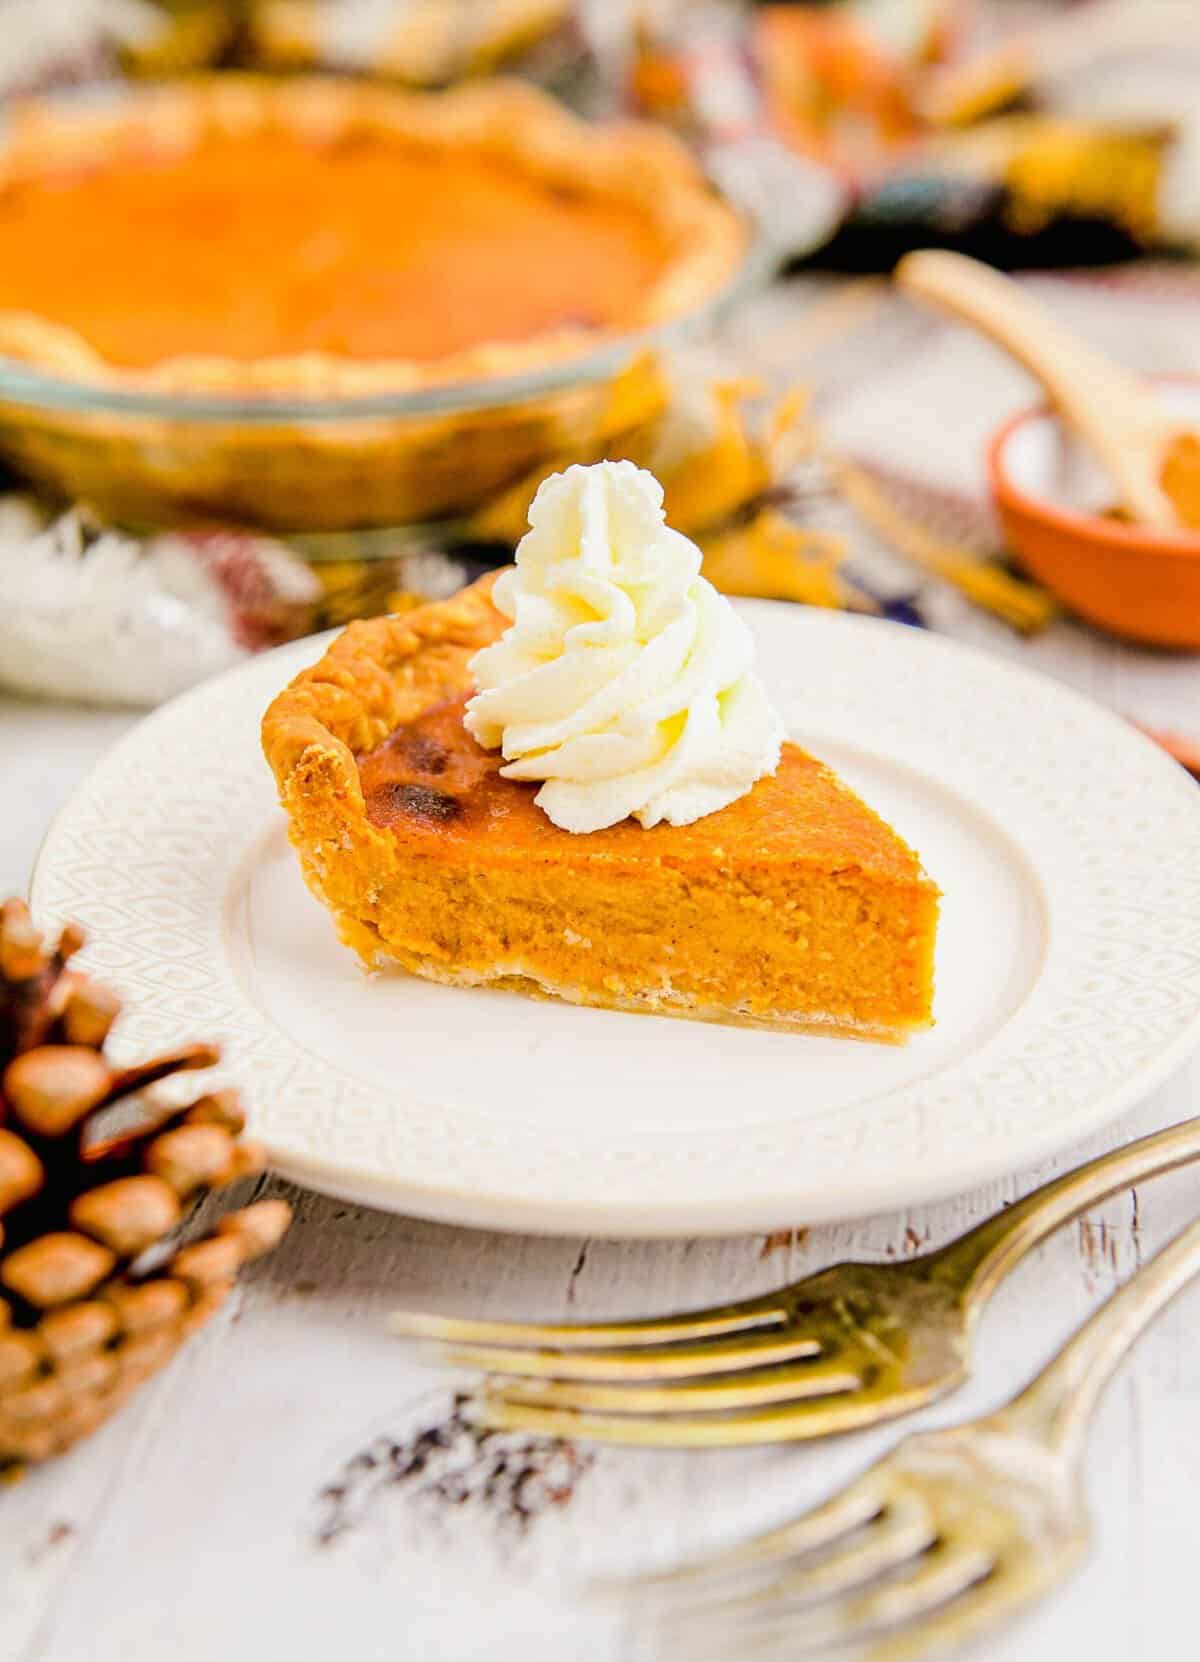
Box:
[351,940,914,1044]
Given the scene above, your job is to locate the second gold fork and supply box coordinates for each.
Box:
[389,1117,1200,1446]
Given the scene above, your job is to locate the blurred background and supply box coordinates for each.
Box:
[0,0,1197,750]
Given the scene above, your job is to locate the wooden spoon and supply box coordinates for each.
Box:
[896,249,1198,533]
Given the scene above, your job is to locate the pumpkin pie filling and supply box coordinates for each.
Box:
[0,130,672,370]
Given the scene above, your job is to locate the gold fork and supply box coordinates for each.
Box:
[631,1210,1200,1661]
[388,1118,1200,1447]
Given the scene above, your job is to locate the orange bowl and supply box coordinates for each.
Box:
[987,379,1200,649]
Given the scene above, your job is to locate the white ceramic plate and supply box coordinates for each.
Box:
[32,604,1200,1237]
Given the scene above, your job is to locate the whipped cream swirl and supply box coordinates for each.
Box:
[465,461,784,834]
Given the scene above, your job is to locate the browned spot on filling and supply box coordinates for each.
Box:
[387,783,462,824]
[359,697,497,833]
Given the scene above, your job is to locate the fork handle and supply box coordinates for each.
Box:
[929,1117,1200,1306]
[1006,1213,1200,1455]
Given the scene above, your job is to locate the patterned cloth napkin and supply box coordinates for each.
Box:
[0,0,235,95]
[0,354,856,706]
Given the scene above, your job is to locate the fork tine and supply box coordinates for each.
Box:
[487,1353,863,1414]
[668,1494,935,1622]
[435,1328,824,1382]
[685,1542,995,1657]
[387,1302,786,1351]
[475,1379,939,1446]
[630,1475,888,1597]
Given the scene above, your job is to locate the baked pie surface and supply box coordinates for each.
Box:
[262,576,939,1039]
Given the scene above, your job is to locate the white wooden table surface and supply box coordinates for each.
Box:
[3,280,1200,1660]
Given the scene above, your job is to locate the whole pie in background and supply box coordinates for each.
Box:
[0,74,748,529]
[0,75,746,398]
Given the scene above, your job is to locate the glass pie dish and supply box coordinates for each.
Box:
[0,268,767,535]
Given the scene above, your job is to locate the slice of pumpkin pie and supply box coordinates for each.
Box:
[263,463,938,1039]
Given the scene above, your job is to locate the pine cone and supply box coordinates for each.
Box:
[0,899,291,1469]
